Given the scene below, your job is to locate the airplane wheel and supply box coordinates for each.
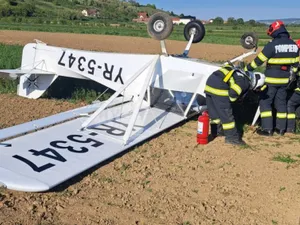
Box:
[184,20,205,43]
[240,32,258,49]
[147,12,173,40]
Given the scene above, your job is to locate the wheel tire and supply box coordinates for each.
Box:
[147,12,173,40]
[184,20,206,43]
[240,32,258,49]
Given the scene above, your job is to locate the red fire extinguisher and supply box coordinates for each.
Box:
[197,110,209,145]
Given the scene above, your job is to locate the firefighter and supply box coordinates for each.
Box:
[205,64,265,145]
[244,20,299,136]
[287,39,300,133]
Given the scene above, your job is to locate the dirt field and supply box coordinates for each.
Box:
[0,30,261,62]
[0,31,300,225]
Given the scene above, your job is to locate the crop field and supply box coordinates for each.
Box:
[0,21,300,46]
[0,30,300,225]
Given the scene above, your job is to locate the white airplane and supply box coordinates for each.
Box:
[0,13,259,192]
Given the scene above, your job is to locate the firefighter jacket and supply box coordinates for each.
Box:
[245,33,299,86]
[204,67,250,102]
[296,68,300,93]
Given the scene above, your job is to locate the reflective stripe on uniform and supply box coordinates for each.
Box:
[250,61,258,69]
[222,122,235,130]
[265,77,289,84]
[295,88,300,92]
[229,77,235,86]
[211,119,221,124]
[223,69,235,83]
[205,85,229,96]
[257,52,268,62]
[287,113,296,119]
[219,68,230,75]
[261,85,267,91]
[268,57,299,64]
[231,84,242,95]
[228,77,242,96]
[229,97,237,102]
[276,113,287,119]
[261,111,272,118]
[292,67,298,73]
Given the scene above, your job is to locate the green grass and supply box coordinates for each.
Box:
[0,43,22,93]
[279,186,286,192]
[273,154,298,164]
[1,21,300,46]
[0,43,22,69]
[69,88,112,104]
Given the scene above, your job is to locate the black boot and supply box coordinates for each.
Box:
[286,129,296,134]
[225,137,246,146]
[211,124,224,138]
[217,124,224,136]
[210,124,218,138]
[274,128,285,136]
[256,129,274,136]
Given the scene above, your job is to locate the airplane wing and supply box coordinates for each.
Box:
[0,100,189,192]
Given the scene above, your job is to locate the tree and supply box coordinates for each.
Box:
[247,19,256,26]
[128,0,139,7]
[7,0,18,6]
[23,3,36,17]
[227,17,236,25]
[213,17,224,25]
[146,3,156,9]
[236,18,244,25]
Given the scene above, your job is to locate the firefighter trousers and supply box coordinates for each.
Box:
[259,85,287,131]
[206,94,238,140]
[287,91,300,131]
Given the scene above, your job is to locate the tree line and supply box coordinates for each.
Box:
[203,16,265,27]
[0,0,160,22]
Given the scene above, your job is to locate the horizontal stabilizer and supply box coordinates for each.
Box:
[0,69,55,80]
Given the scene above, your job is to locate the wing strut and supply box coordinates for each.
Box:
[81,56,160,145]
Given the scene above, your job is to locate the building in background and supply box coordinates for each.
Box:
[133,12,212,25]
[81,9,98,17]
[132,12,150,23]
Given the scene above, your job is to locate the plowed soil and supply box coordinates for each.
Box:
[0,31,299,225]
[0,30,261,62]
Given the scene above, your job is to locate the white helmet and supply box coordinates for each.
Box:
[247,71,266,90]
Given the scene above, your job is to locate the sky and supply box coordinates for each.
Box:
[136,0,300,21]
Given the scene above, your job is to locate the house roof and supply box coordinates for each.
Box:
[87,9,97,15]
[138,12,148,18]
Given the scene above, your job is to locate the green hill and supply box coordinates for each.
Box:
[0,0,169,22]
